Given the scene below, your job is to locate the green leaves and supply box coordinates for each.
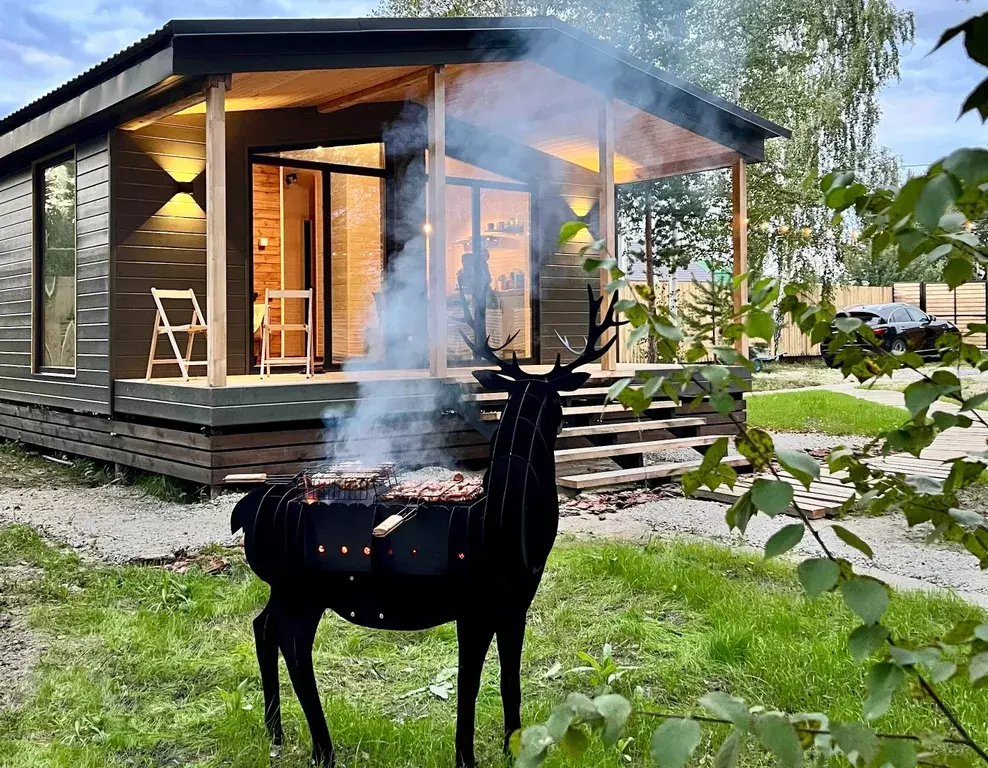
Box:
[832,525,874,558]
[754,714,802,768]
[848,624,889,662]
[863,662,904,720]
[650,718,701,768]
[797,558,840,598]
[841,577,889,625]
[831,722,880,766]
[744,309,776,341]
[699,692,750,729]
[558,220,589,247]
[903,380,956,417]
[736,428,775,472]
[764,524,804,559]
[915,172,962,230]
[595,693,632,746]
[776,450,820,490]
[751,479,793,516]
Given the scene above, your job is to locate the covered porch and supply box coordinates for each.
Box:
[114,26,775,394]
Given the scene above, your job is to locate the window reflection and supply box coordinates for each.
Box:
[38,156,76,371]
[445,164,532,364]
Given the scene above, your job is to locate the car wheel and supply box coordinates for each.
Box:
[890,337,907,355]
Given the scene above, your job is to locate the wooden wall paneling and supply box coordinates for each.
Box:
[0,134,112,416]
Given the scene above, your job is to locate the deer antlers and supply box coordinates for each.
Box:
[457,283,530,380]
[459,283,627,381]
[546,285,628,381]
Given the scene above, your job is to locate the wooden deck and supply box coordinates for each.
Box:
[697,383,988,517]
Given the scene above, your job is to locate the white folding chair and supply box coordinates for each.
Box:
[259,288,314,378]
[145,288,208,381]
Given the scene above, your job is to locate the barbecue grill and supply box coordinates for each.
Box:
[227,463,486,584]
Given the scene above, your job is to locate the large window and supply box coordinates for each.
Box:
[445,162,533,365]
[35,152,76,373]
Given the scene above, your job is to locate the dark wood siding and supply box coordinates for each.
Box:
[538,180,600,365]
[111,114,250,378]
[0,136,111,414]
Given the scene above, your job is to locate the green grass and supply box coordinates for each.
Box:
[0,439,202,502]
[750,360,849,392]
[746,389,910,436]
[1,526,986,768]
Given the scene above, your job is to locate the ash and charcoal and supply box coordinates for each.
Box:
[559,486,681,519]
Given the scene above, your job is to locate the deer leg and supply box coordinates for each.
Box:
[253,602,283,755]
[277,607,334,767]
[455,619,495,768]
[496,613,526,754]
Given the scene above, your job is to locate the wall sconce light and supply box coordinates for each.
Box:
[174,179,195,197]
[258,237,269,250]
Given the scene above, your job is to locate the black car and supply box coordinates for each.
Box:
[822,302,958,367]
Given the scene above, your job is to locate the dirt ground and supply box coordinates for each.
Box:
[0,563,43,711]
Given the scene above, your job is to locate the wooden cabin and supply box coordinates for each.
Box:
[0,17,787,491]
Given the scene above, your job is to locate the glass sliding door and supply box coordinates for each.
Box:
[329,172,385,365]
[445,163,533,365]
[251,141,386,370]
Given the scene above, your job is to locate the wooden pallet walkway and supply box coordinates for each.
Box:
[702,383,988,517]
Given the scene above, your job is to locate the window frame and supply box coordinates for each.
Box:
[888,308,909,324]
[32,147,78,377]
[445,174,539,367]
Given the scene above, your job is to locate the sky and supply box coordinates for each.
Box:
[873,0,986,171]
[0,0,983,167]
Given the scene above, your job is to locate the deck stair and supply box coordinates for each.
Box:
[450,369,748,491]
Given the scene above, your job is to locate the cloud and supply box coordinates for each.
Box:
[876,0,986,168]
[0,0,372,119]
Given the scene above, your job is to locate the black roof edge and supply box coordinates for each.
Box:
[0,23,175,138]
[547,20,789,140]
[0,16,790,145]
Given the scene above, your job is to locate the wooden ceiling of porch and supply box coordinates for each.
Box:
[173,63,738,183]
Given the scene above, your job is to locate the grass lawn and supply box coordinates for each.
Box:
[2,526,986,768]
[746,389,910,437]
[750,360,849,392]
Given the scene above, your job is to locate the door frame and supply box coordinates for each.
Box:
[446,174,538,366]
[247,145,388,372]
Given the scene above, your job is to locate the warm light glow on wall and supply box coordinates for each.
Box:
[533,142,642,181]
[564,196,595,218]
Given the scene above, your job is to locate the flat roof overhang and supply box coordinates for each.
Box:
[0,17,789,175]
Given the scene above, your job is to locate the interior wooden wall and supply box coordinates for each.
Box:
[251,164,282,355]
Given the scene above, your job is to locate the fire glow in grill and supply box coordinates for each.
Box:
[229,286,626,768]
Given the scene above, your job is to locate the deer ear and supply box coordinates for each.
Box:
[550,370,591,392]
[473,369,519,392]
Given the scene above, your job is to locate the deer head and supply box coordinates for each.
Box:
[460,284,627,396]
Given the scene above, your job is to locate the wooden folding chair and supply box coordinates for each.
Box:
[259,288,314,378]
[145,288,208,381]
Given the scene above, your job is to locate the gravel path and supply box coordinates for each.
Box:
[0,485,241,563]
[0,437,982,610]
[559,497,988,608]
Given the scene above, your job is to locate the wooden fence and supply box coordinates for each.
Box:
[618,282,892,362]
[893,282,988,348]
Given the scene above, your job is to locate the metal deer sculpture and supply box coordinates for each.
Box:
[231,286,625,767]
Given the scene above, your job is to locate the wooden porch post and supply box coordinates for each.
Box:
[427,65,448,378]
[597,99,617,370]
[205,76,228,387]
[732,157,749,356]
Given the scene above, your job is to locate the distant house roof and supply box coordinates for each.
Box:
[0,16,789,169]
[624,260,714,283]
